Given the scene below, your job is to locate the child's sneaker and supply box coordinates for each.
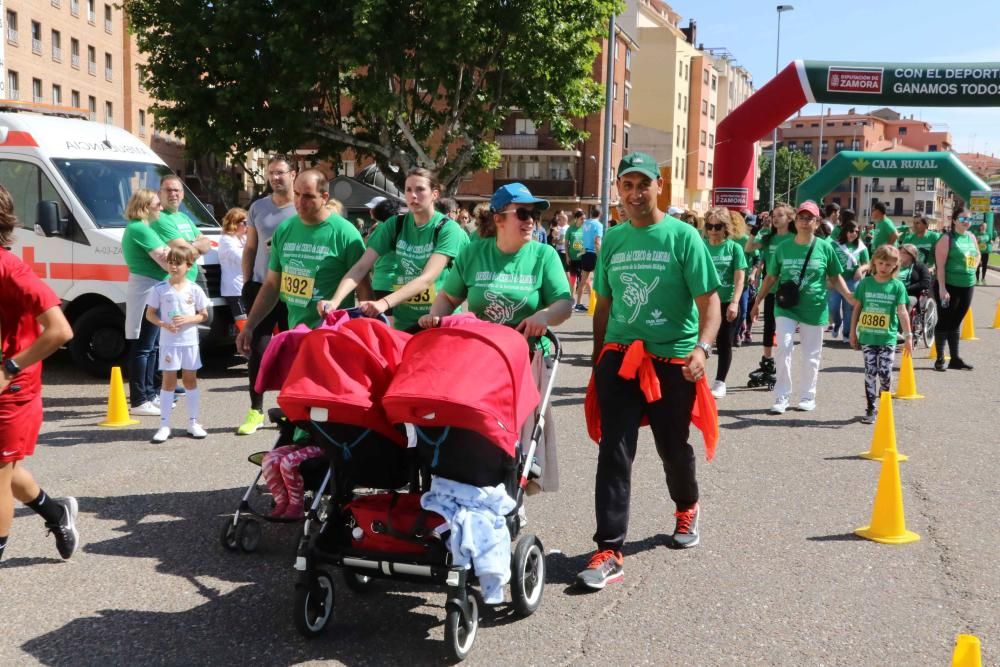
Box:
[576,549,624,590]
[187,422,208,439]
[151,426,171,443]
[46,497,79,559]
[860,409,876,424]
[671,503,700,549]
[280,504,305,520]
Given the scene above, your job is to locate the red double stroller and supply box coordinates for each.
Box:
[278,317,560,662]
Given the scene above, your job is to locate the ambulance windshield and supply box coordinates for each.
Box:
[52,159,219,229]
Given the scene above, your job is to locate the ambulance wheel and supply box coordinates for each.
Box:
[220,518,239,551]
[294,571,335,638]
[510,535,545,617]
[70,305,128,377]
[342,567,374,593]
[236,518,261,553]
[445,592,479,662]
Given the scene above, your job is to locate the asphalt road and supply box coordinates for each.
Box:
[3,285,999,666]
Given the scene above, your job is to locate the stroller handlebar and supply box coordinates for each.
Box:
[542,329,562,362]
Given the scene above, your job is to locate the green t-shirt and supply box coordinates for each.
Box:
[367,220,397,292]
[897,264,912,284]
[593,216,720,359]
[975,226,993,254]
[830,225,842,241]
[872,217,897,249]
[832,240,869,282]
[566,225,585,261]
[122,220,167,281]
[443,239,571,353]
[853,276,908,346]
[367,211,468,331]
[899,230,941,267]
[766,237,844,326]
[705,239,748,303]
[268,213,366,328]
[755,230,794,294]
[151,209,201,280]
[942,232,979,288]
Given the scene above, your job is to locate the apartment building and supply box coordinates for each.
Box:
[777,107,953,224]
[0,0,183,171]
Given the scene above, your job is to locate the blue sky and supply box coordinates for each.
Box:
[664,0,1000,155]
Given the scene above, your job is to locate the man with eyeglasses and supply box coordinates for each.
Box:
[151,175,213,285]
[235,156,297,436]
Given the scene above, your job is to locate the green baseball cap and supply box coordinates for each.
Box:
[617,152,660,180]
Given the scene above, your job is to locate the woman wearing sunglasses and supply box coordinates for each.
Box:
[420,183,572,493]
[932,207,979,371]
[702,207,747,399]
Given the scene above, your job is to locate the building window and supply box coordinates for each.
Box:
[803,141,813,154]
[87,46,96,75]
[32,78,43,103]
[88,0,96,23]
[623,127,630,150]
[7,71,18,100]
[711,75,717,91]
[104,4,113,32]
[71,90,80,109]
[52,84,62,105]
[821,140,829,154]
[787,141,797,151]
[613,82,617,100]
[139,110,146,137]
[707,163,713,178]
[928,144,937,152]
[136,65,146,92]
[915,200,924,214]
[52,0,61,7]
[684,95,688,112]
[51,30,62,62]
[700,130,706,146]
[71,39,80,68]
[514,118,536,135]
[71,0,80,16]
[701,100,708,115]
[810,123,819,128]
[105,53,113,81]
[795,123,804,128]
[852,139,861,150]
[699,160,706,175]
[625,47,631,71]
[87,96,96,121]
[703,69,709,84]
[104,101,113,123]
[834,140,845,152]
[898,127,907,136]
[677,93,682,110]
[5,10,17,44]
[31,21,42,55]
[623,87,630,111]
[681,157,685,173]
[612,124,617,143]
[925,200,934,216]
[709,133,715,149]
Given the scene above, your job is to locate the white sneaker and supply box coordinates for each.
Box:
[187,422,208,439]
[151,426,171,443]
[131,401,160,417]
[710,381,727,399]
[769,397,789,415]
[797,399,817,412]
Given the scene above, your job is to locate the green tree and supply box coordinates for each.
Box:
[124,0,620,194]
[757,147,818,207]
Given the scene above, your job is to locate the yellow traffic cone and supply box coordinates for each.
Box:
[893,351,924,400]
[860,391,908,462]
[854,415,920,544]
[991,300,1000,329]
[960,309,978,341]
[587,294,597,316]
[99,366,140,427]
[950,634,982,667]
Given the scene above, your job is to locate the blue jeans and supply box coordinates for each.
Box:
[128,315,160,407]
[828,278,858,338]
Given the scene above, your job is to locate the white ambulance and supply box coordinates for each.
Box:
[0,108,229,375]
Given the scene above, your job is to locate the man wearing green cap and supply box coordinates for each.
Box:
[576,151,721,591]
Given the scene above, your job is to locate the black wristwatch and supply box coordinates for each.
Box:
[3,358,21,378]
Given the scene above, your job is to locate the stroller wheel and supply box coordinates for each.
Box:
[220,517,239,551]
[445,591,479,662]
[293,570,335,638]
[342,567,375,594]
[237,519,262,553]
[510,534,545,617]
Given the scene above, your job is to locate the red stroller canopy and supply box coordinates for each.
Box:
[383,322,540,457]
[278,319,411,445]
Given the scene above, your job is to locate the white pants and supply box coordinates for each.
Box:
[774,316,824,403]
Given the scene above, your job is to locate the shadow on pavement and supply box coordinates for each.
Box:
[806,533,864,543]
[37,428,151,447]
[0,555,64,568]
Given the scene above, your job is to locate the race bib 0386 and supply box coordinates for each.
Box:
[859,311,890,331]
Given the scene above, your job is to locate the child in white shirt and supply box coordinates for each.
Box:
[145,247,210,443]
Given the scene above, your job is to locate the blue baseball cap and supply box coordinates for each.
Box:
[490,182,550,212]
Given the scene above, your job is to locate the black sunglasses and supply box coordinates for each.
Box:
[498,207,535,222]
[704,222,725,231]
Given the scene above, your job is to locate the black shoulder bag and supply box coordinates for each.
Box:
[775,239,816,309]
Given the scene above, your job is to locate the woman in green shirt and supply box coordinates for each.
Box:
[320,168,468,332]
[974,222,993,285]
[932,207,979,371]
[122,188,170,414]
[702,207,747,399]
[828,215,869,344]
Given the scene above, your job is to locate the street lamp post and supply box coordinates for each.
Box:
[768,4,794,211]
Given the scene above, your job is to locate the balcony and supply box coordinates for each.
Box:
[494,178,577,198]
[88,62,96,76]
[105,67,113,81]
[105,19,113,33]
[7,28,17,44]
[890,185,911,192]
[865,185,885,193]
[52,46,62,62]
[71,54,80,68]
[498,134,539,150]
[32,38,42,55]
[890,209,914,217]
[71,0,79,16]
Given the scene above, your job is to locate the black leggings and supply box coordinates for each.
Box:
[715,302,734,383]
[762,293,776,351]
[933,283,974,361]
[979,252,990,282]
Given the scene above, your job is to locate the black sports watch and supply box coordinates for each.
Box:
[3,358,21,378]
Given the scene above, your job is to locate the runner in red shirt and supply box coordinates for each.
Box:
[0,184,78,563]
